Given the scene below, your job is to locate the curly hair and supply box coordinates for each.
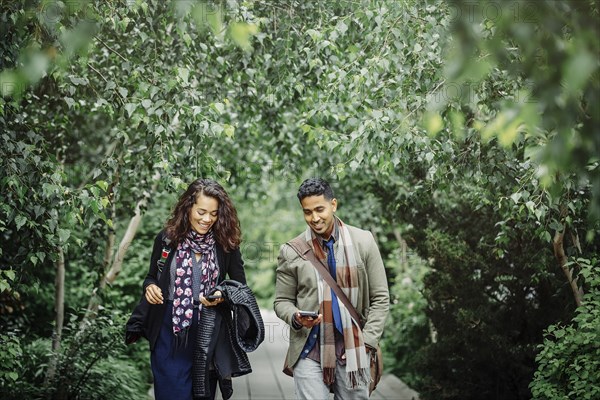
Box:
[297,178,335,201]
[164,179,242,252]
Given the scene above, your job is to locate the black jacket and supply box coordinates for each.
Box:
[125,230,246,350]
[193,280,265,400]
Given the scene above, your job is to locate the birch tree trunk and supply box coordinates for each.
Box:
[44,245,65,389]
[82,173,160,325]
[83,195,146,319]
[393,228,408,272]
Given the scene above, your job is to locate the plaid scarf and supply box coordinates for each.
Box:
[306,217,370,388]
[172,230,218,339]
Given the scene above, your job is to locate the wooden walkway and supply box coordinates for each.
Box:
[150,309,419,400]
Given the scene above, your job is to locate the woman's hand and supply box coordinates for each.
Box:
[145,284,164,304]
[199,290,225,307]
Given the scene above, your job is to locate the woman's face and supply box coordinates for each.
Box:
[189,194,219,235]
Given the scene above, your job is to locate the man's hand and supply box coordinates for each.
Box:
[294,311,322,328]
[145,284,163,304]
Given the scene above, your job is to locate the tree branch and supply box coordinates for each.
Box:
[94,36,128,62]
[553,229,583,307]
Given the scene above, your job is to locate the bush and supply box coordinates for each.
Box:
[0,309,148,400]
[0,331,23,391]
[413,226,574,400]
[530,258,600,400]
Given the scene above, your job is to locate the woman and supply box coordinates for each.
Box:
[137,178,246,400]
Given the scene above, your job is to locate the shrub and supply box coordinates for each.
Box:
[530,258,600,400]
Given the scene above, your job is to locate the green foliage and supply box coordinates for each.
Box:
[0,331,22,389]
[530,258,600,400]
[1,0,599,398]
[412,216,577,400]
[381,247,431,388]
[444,0,600,220]
[2,309,147,400]
[234,180,306,308]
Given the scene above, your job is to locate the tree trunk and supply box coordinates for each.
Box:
[553,229,583,307]
[83,195,146,319]
[44,245,65,391]
[393,228,408,272]
[104,198,144,286]
[429,319,438,344]
[82,173,160,325]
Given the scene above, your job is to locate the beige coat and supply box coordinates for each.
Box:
[274,224,390,371]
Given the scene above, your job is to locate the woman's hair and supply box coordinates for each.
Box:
[164,178,242,251]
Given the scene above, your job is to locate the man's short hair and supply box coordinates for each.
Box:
[297,178,335,201]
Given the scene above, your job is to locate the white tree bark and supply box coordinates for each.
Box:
[45,245,65,386]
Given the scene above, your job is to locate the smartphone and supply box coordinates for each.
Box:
[206,294,222,301]
[298,310,319,319]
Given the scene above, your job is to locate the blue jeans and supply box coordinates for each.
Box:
[293,358,369,400]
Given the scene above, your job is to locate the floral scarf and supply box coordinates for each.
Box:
[172,230,218,338]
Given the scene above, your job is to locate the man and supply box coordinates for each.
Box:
[274,178,389,399]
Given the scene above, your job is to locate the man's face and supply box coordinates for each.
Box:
[300,195,337,238]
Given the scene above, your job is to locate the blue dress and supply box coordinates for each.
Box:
[151,301,199,400]
[151,255,218,400]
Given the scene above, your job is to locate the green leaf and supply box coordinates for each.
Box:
[58,228,70,243]
[15,215,27,231]
[223,124,235,138]
[3,270,15,281]
[64,97,75,108]
[177,67,190,84]
[211,102,225,115]
[336,20,348,35]
[124,103,137,117]
[525,201,535,213]
[96,180,108,192]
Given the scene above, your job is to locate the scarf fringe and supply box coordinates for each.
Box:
[323,367,336,385]
[347,367,371,389]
